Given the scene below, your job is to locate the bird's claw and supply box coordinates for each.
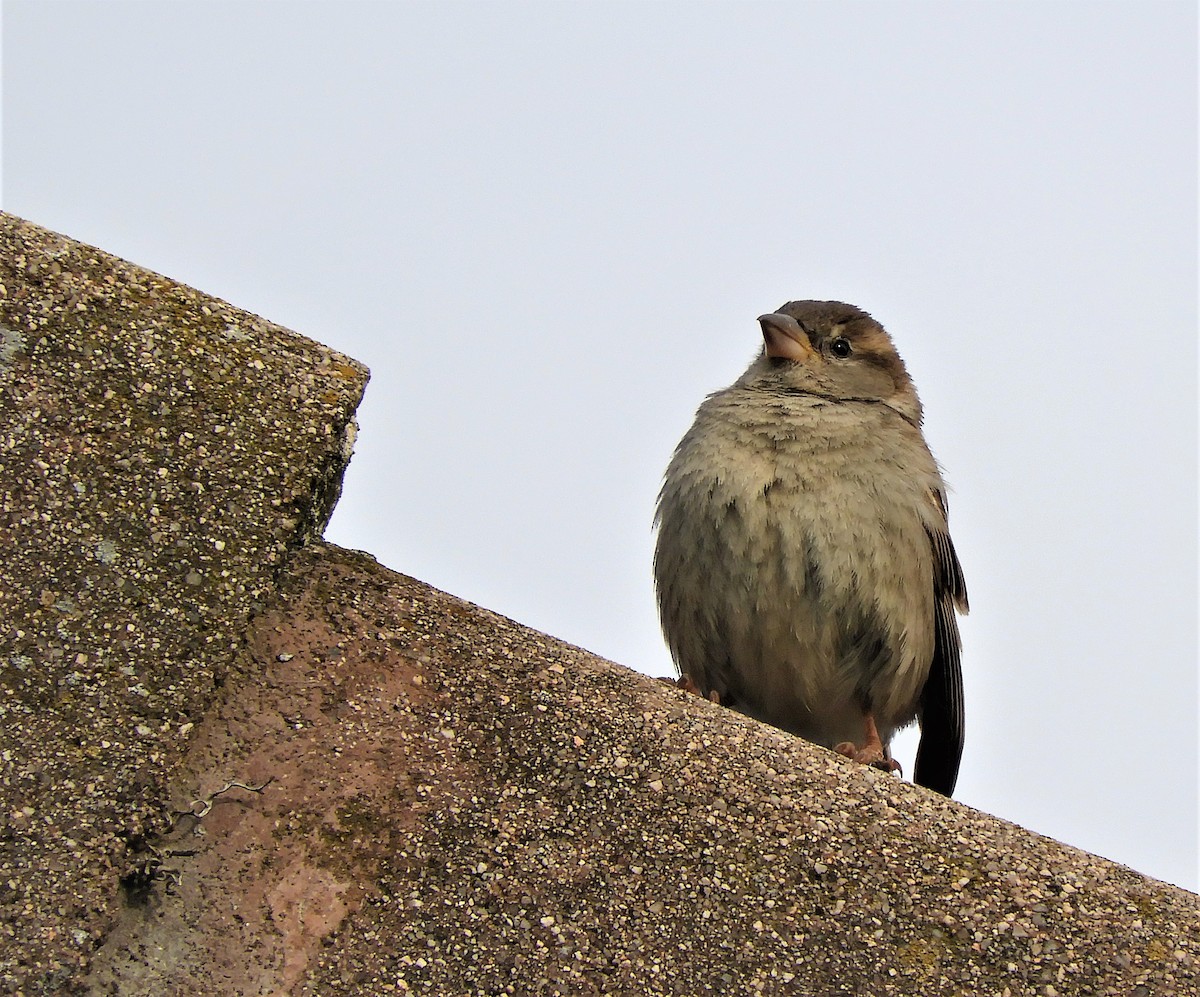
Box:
[671,674,722,704]
[834,740,902,776]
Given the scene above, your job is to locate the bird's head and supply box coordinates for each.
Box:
[744,300,923,425]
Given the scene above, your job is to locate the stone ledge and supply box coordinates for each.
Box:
[1,213,1195,995]
[91,543,1200,996]
[0,213,367,991]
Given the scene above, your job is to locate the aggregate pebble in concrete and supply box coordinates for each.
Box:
[91,544,1199,996]
[0,214,368,992]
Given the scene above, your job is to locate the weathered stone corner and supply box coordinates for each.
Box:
[0,213,366,991]
[1,214,1196,996]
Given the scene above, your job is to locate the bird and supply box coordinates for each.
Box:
[653,300,968,796]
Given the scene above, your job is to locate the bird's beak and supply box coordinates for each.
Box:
[758,313,816,362]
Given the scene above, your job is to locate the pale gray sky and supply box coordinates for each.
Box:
[4,1,1196,891]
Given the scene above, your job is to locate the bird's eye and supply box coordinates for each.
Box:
[830,337,853,358]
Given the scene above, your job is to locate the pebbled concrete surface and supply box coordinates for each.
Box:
[91,544,1199,996]
[2,212,1195,996]
[0,213,367,992]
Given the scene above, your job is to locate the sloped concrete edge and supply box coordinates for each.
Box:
[90,543,1199,996]
[0,213,369,992]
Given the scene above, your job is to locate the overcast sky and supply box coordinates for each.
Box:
[4,2,1196,892]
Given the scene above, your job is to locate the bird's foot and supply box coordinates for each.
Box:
[834,711,902,775]
[668,674,722,704]
[834,740,901,775]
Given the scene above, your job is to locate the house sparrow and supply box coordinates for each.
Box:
[653,300,968,796]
